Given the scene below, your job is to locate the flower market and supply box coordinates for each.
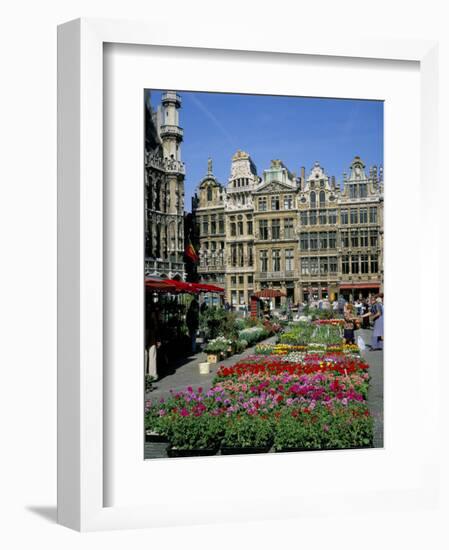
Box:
[144,296,383,458]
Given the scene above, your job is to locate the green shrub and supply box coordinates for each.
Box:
[222,414,274,448]
[163,413,223,450]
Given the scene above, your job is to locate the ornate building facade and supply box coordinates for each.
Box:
[193,152,383,305]
[144,91,186,279]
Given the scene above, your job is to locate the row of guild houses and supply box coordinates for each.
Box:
[192,150,384,306]
[144,90,384,306]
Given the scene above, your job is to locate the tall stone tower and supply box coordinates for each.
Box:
[145,90,186,280]
[160,91,183,161]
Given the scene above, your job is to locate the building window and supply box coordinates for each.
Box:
[211,217,216,235]
[319,257,328,275]
[340,209,348,224]
[248,246,253,266]
[351,230,359,248]
[370,230,378,247]
[350,208,358,224]
[260,250,268,272]
[207,187,213,201]
[329,256,338,274]
[370,253,378,273]
[300,211,308,225]
[310,191,316,208]
[328,209,337,224]
[284,218,294,239]
[360,229,368,247]
[218,215,224,234]
[310,257,319,275]
[284,195,293,209]
[309,210,317,225]
[285,249,294,271]
[351,255,359,274]
[361,254,369,273]
[369,207,378,224]
[259,197,267,211]
[231,276,236,285]
[319,210,327,224]
[248,275,253,284]
[328,231,337,249]
[237,220,244,235]
[238,244,244,267]
[202,219,209,235]
[231,290,237,305]
[247,220,253,235]
[342,255,350,274]
[310,233,318,250]
[271,196,280,210]
[231,244,237,267]
[239,290,245,305]
[300,233,309,251]
[230,222,236,237]
[359,208,368,224]
[319,190,326,206]
[301,258,309,275]
[359,183,367,198]
[341,230,349,248]
[349,185,357,199]
[238,275,244,284]
[272,219,281,240]
[272,249,281,271]
[259,220,269,240]
[319,232,328,249]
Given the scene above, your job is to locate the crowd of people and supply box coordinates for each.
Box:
[145,292,384,383]
[341,294,384,351]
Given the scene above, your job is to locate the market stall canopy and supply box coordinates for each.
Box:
[193,283,225,294]
[166,279,199,293]
[253,289,286,298]
[145,278,224,294]
[145,277,178,291]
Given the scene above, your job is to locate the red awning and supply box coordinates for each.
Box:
[339,282,381,290]
[166,279,199,293]
[145,278,178,291]
[254,288,286,298]
[191,283,225,294]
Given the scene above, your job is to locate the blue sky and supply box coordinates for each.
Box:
[150,91,383,212]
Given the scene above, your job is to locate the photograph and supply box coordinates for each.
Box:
[144,89,384,459]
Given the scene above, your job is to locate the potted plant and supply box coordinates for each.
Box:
[144,405,169,443]
[165,413,224,457]
[204,336,231,363]
[221,414,273,455]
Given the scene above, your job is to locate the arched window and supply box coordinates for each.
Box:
[319,190,325,206]
[207,186,213,201]
[310,191,316,208]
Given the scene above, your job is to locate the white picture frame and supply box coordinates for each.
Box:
[57,17,442,532]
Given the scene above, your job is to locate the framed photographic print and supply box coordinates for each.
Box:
[58,17,441,532]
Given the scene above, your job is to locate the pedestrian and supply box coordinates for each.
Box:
[370,296,384,350]
[361,298,371,329]
[146,304,161,381]
[343,303,357,345]
[186,296,200,354]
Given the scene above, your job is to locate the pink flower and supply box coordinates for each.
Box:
[180,408,189,417]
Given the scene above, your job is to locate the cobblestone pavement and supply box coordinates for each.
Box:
[357,328,384,448]
[144,329,384,458]
[144,336,277,459]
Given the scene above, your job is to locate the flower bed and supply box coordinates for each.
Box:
[145,324,374,453]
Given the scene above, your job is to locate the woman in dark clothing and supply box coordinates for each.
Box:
[361,298,371,329]
[343,303,357,345]
[186,297,200,354]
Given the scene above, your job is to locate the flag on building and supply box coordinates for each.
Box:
[185,239,199,263]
